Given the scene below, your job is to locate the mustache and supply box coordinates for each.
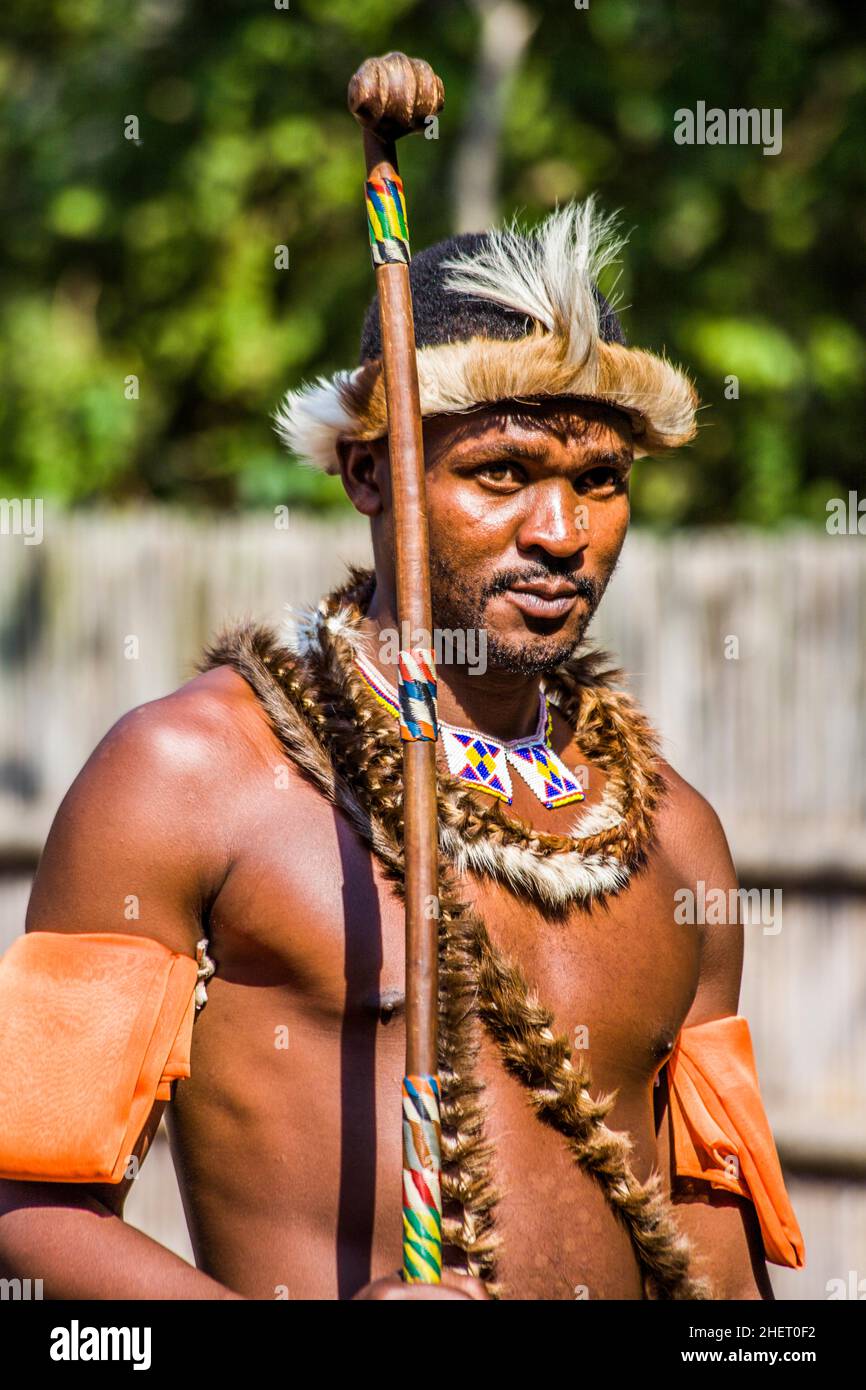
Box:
[482,565,600,604]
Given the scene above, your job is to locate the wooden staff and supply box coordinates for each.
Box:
[347,51,445,1284]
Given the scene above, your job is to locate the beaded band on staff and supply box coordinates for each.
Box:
[365,174,410,266]
[397,648,438,742]
[401,1073,443,1283]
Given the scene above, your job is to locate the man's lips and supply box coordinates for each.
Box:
[504,580,581,619]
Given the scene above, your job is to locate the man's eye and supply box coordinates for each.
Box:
[476,463,522,486]
[578,467,623,493]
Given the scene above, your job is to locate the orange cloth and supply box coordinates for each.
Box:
[0,931,198,1184]
[666,1014,805,1269]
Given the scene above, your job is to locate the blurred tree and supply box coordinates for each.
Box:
[0,0,863,524]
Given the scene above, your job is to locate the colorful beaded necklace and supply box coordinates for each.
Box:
[353,648,586,811]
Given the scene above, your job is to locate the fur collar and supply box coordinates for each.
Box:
[268,570,667,912]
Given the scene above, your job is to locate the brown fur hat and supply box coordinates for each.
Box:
[274,196,699,472]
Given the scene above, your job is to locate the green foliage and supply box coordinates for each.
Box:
[0,0,863,524]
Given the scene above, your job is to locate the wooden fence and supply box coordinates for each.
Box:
[1,510,864,1299]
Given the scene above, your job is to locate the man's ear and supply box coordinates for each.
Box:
[336,437,387,517]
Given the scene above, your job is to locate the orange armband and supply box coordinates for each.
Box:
[666,1014,805,1269]
[0,932,203,1185]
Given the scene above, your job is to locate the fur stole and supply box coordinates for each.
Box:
[278,568,666,911]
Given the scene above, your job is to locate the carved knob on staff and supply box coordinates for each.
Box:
[348,51,445,142]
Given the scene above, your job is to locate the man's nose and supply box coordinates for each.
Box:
[514,480,589,558]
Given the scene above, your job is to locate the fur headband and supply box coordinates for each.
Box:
[274,197,699,472]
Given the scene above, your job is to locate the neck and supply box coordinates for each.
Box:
[360,591,543,743]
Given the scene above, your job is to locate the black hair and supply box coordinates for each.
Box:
[359,231,626,363]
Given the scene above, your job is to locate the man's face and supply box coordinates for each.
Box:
[344,398,634,675]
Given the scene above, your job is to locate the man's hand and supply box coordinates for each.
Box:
[352,1268,490,1300]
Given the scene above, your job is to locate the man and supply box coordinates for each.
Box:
[0,200,803,1300]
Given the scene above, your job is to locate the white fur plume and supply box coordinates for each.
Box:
[438,196,628,368]
[273,371,360,472]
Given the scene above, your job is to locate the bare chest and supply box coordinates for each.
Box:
[214,758,699,1056]
[176,768,701,1297]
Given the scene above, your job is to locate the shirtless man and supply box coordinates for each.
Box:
[0,203,800,1300]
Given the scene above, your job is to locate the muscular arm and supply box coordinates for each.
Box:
[0,678,245,1300]
[653,766,775,1301]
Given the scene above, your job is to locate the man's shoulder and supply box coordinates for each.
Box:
[107,664,280,777]
[26,658,327,954]
[653,765,745,1022]
[53,661,301,843]
[653,759,735,883]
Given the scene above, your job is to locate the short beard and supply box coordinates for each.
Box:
[427,554,610,676]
